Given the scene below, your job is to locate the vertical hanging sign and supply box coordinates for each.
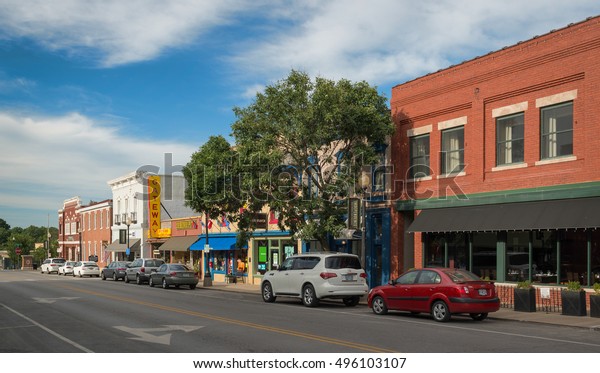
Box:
[148,175,161,238]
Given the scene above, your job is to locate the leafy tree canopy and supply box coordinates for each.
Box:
[184,70,394,250]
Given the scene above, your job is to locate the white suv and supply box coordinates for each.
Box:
[40,258,66,274]
[261,253,368,307]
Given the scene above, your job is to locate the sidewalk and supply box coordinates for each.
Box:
[199,281,600,330]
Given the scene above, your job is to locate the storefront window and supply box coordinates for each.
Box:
[561,230,587,284]
[424,233,444,267]
[447,233,468,269]
[472,233,497,280]
[506,231,530,282]
[212,252,226,272]
[532,231,557,284]
[591,230,600,285]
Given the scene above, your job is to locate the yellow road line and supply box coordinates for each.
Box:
[59,284,398,353]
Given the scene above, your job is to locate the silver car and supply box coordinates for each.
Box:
[149,263,198,289]
[125,258,165,285]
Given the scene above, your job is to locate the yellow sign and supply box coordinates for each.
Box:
[176,220,197,230]
[148,175,161,238]
[156,228,171,238]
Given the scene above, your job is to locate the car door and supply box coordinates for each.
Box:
[387,270,419,310]
[412,270,442,312]
[271,257,296,295]
[127,259,142,280]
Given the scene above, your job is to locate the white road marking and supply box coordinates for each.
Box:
[0,302,94,353]
[114,325,204,345]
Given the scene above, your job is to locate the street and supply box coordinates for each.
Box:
[1,270,600,354]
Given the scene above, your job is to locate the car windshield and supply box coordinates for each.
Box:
[443,269,482,283]
[84,263,97,267]
[325,256,362,270]
[146,260,164,267]
[54,259,66,264]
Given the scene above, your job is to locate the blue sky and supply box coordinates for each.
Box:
[1,0,599,228]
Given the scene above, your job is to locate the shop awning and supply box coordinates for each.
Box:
[105,239,141,252]
[158,236,199,252]
[407,197,600,233]
[190,235,247,251]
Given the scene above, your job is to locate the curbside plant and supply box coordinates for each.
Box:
[561,281,586,316]
[514,280,536,312]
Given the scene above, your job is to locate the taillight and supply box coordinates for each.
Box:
[360,273,367,279]
[458,286,470,296]
[170,272,177,277]
[117,267,125,271]
[140,267,145,273]
[320,272,337,280]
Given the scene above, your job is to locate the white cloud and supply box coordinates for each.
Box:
[0,0,252,67]
[0,111,197,212]
[228,0,600,88]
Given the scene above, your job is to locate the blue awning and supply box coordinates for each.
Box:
[190,236,247,251]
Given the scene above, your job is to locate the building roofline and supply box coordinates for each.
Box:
[392,15,600,90]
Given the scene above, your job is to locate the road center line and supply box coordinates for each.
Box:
[58,284,397,353]
[0,302,94,353]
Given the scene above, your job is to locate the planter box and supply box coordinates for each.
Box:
[590,295,600,318]
[514,288,536,312]
[561,290,587,316]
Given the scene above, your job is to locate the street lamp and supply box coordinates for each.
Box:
[123,212,137,261]
[203,213,212,287]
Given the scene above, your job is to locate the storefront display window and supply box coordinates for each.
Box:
[471,233,497,280]
[561,230,587,284]
[506,231,530,282]
[532,231,557,284]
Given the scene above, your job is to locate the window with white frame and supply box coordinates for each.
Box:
[496,113,524,166]
[409,134,430,178]
[540,102,573,159]
[440,127,464,174]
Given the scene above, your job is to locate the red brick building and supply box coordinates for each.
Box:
[77,200,112,269]
[58,197,82,261]
[391,16,600,286]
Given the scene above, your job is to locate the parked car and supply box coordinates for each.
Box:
[149,263,198,289]
[260,253,368,307]
[40,258,66,274]
[101,261,131,281]
[58,261,77,276]
[125,258,165,285]
[73,261,101,278]
[368,268,500,322]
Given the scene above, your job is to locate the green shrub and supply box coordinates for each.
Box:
[593,282,600,295]
[516,280,532,289]
[565,281,582,292]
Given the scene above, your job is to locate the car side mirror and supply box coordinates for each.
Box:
[388,279,396,285]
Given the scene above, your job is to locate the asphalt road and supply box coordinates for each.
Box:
[1,270,600,354]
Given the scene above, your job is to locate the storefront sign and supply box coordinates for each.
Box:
[251,213,268,229]
[348,198,360,229]
[155,228,171,238]
[148,175,161,238]
[176,220,197,230]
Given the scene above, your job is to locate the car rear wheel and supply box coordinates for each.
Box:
[124,275,130,283]
[302,284,320,307]
[149,277,155,287]
[470,313,488,321]
[136,275,142,285]
[101,272,106,280]
[431,300,451,322]
[261,282,276,303]
[113,273,117,281]
[162,278,169,289]
[343,296,360,307]
[371,296,388,315]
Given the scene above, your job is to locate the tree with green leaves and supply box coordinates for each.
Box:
[230,70,394,250]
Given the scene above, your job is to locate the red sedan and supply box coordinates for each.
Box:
[368,268,500,322]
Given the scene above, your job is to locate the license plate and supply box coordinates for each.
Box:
[343,274,356,282]
[183,273,191,277]
[478,289,488,296]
